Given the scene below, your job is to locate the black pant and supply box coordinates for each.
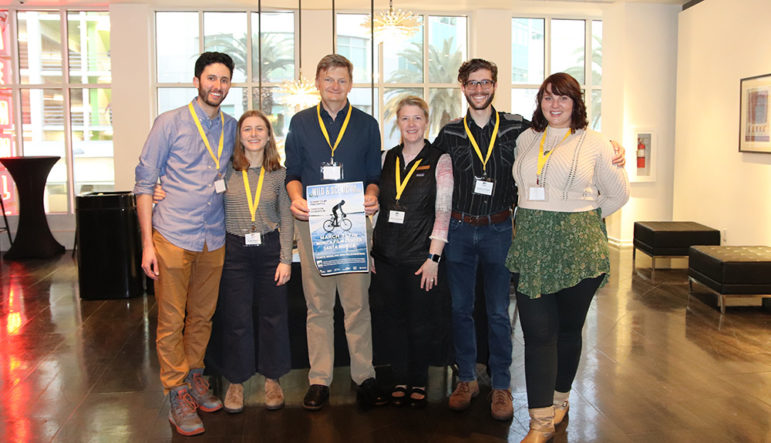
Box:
[371,258,441,387]
[205,231,291,383]
[515,274,605,408]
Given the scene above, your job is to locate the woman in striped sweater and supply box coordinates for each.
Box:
[205,110,294,414]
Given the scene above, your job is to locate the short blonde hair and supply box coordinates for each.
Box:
[395,96,429,119]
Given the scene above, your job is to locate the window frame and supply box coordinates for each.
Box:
[1,8,112,215]
[511,14,602,129]
[151,8,297,116]
[335,10,469,148]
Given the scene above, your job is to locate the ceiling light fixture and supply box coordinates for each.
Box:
[364,0,420,42]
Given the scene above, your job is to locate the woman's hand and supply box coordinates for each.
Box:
[153,184,166,204]
[274,263,291,286]
[415,259,439,292]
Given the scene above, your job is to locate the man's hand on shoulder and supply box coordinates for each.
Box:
[610,140,626,167]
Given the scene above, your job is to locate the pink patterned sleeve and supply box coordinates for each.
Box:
[430,153,453,243]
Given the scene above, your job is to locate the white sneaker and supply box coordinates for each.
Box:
[223,383,244,414]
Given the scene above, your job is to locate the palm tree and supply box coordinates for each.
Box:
[382,37,463,138]
[204,33,294,114]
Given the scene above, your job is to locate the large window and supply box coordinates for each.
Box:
[0,9,112,215]
[154,11,295,153]
[512,17,602,130]
[337,13,467,149]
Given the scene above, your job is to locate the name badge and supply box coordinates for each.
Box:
[528,186,546,201]
[474,178,494,196]
[388,210,406,224]
[245,232,262,246]
[321,162,343,181]
[214,178,226,193]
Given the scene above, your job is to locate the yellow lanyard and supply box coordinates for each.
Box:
[242,167,266,225]
[463,111,500,174]
[536,129,571,183]
[394,157,423,201]
[317,103,353,160]
[188,102,224,171]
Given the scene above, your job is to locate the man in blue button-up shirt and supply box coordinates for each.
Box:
[134,52,237,437]
[285,54,383,411]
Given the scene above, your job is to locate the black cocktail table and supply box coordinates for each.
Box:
[0,156,65,259]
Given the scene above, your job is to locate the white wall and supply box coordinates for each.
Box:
[1,1,685,252]
[601,2,680,246]
[674,0,771,246]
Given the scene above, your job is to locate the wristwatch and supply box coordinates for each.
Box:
[427,253,442,263]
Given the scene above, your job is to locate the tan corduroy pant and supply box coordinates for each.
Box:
[294,219,376,386]
[153,231,225,391]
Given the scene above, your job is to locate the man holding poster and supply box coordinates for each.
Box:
[285,54,382,411]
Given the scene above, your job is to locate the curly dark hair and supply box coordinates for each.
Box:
[194,52,235,79]
[457,58,498,85]
[531,72,587,133]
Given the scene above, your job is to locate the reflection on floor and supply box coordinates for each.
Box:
[0,249,769,442]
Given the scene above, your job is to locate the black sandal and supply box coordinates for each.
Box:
[409,387,427,408]
[391,385,409,407]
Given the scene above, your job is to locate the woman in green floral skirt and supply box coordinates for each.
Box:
[506,72,629,443]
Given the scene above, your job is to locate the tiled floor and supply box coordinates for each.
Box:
[0,249,769,442]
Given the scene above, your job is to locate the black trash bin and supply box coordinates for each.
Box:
[76,191,143,299]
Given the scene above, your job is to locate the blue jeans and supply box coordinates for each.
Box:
[445,218,513,390]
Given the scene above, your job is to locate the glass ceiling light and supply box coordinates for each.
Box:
[280,0,319,110]
[281,76,319,110]
[364,0,420,42]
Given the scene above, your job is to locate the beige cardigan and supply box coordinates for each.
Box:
[513,127,630,217]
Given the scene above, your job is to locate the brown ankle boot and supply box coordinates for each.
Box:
[520,406,555,443]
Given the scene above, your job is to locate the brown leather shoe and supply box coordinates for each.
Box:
[490,389,513,421]
[448,380,479,411]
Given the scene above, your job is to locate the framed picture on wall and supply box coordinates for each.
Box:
[628,128,656,182]
[739,73,771,153]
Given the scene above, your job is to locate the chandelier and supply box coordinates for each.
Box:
[280,77,319,110]
[364,0,420,41]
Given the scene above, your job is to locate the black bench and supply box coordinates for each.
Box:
[688,245,771,313]
[633,221,720,275]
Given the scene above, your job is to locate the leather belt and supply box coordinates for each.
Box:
[451,209,512,227]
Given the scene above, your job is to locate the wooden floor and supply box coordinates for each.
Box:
[0,248,769,442]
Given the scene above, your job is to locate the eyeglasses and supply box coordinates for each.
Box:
[464,79,495,89]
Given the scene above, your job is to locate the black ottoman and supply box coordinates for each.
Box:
[688,246,771,313]
[633,221,720,273]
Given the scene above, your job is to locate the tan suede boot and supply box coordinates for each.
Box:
[521,406,555,443]
[265,378,285,410]
[553,390,569,425]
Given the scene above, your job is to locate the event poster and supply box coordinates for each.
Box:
[306,181,369,275]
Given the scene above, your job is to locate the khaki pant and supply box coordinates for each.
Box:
[153,231,225,391]
[295,219,375,386]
